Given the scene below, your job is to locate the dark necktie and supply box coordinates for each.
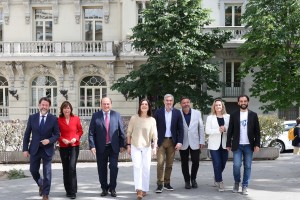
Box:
[105,112,110,144]
[40,115,45,131]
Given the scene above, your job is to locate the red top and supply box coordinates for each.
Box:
[58,115,83,148]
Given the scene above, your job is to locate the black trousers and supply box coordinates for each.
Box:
[59,146,80,195]
[179,146,200,182]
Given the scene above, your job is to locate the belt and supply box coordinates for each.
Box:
[105,143,111,147]
[164,137,172,139]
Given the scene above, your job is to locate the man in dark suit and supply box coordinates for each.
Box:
[154,94,184,193]
[23,97,60,200]
[88,97,125,197]
[226,95,260,196]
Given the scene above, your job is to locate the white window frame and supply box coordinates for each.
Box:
[83,7,103,41]
[31,76,58,107]
[219,0,245,26]
[136,1,149,24]
[225,60,241,87]
[34,8,53,41]
[0,76,8,107]
[79,76,107,108]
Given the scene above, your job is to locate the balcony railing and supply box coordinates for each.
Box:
[78,107,100,119]
[29,107,58,116]
[222,82,245,97]
[0,41,113,57]
[0,107,8,117]
[203,26,247,41]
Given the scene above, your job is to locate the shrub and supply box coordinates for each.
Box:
[7,168,27,180]
[258,115,284,147]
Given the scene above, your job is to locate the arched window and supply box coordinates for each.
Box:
[0,76,8,106]
[79,76,107,108]
[0,76,9,117]
[32,76,57,107]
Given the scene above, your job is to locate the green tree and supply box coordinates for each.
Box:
[239,0,300,112]
[111,0,231,112]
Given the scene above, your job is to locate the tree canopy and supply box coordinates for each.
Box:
[239,0,300,112]
[111,0,231,112]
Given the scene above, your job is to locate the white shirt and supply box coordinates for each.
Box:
[239,111,250,144]
[164,108,172,137]
[39,113,48,125]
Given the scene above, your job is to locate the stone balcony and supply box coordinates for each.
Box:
[0,41,115,61]
[203,26,247,48]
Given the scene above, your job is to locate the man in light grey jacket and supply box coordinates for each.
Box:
[179,97,205,189]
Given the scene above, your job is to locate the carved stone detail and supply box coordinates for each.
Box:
[81,64,100,75]
[5,62,14,89]
[3,0,9,25]
[33,64,50,75]
[15,62,25,89]
[74,0,81,24]
[53,0,59,24]
[56,61,64,89]
[125,61,134,73]
[66,61,75,90]
[23,0,30,24]
[107,61,114,84]
[103,0,110,23]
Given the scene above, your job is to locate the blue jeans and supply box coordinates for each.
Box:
[210,146,228,182]
[232,144,253,187]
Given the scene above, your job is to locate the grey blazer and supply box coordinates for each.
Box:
[180,109,205,150]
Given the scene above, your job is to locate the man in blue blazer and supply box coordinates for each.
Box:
[89,97,125,197]
[154,94,184,193]
[23,97,60,200]
[226,95,260,195]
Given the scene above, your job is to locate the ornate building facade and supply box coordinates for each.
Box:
[0,0,295,120]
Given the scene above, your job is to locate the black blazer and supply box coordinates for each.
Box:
[22,113,60,156]
[226,110,260,151]
[88,110,125,154]
[154,107,184,147]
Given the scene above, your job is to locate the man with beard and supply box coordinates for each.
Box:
[179,97,205,189]
[226,95,260,195]
[23,97,60,200]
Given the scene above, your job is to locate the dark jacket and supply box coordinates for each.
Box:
[226,109,260,151]
[22,112,60,156]
[88,110,125,154]
[154,107,184,147]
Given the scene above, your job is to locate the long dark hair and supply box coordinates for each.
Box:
[59,101,74,118]
[138,99,152,117]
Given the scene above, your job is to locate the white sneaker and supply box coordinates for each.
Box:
[218,182,225,192]
[242,186,248,195]
[233,182,239,193]
[213,177,218,187]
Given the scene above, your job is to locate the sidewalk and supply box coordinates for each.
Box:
[0,153,299,200]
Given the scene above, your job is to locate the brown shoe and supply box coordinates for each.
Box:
[42,195,49,200]
[136,190,143,200]
[142,191,147,197]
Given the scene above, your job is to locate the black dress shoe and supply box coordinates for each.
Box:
[66,193,71,197]
[191,180,198,188]
[100,189,108,196]
[185,181,191,189]
[109,188,117,197]
[70,193,76,199]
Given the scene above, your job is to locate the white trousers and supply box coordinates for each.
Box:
[131,145,152,191]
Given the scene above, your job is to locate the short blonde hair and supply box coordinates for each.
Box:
[210,99,227,115]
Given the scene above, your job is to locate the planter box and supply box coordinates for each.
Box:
[0,147,278,164]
